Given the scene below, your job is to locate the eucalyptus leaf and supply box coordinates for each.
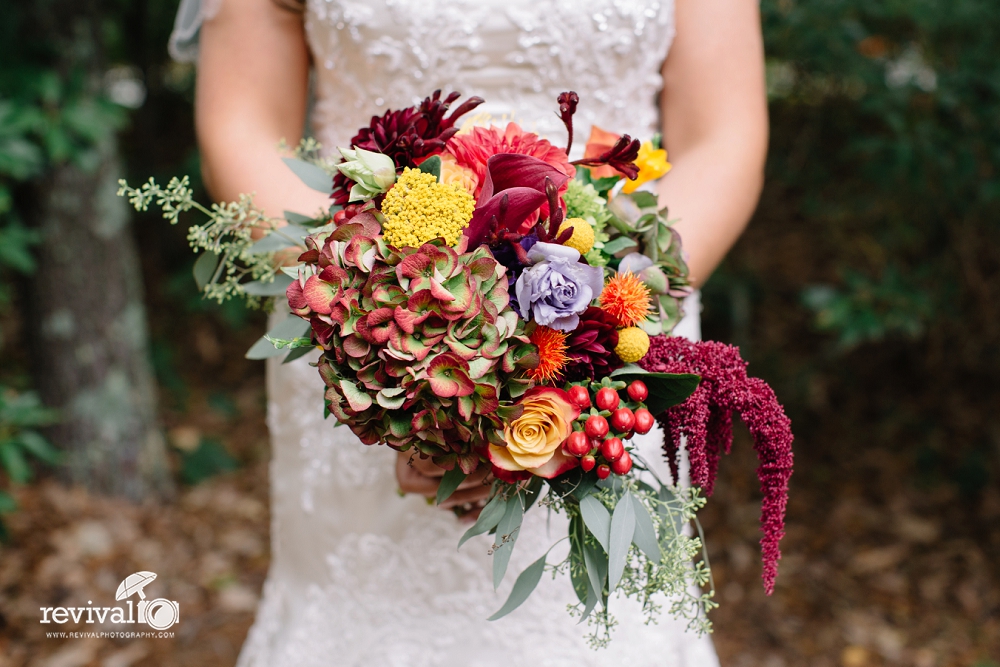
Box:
[282,157,333,194]
[192,251,219,291]
[579,576,600,623]
[246,316,311,360]
[583,540,608,607]
[243,273,294,296]
[608,492,637,592]
[281,346,313,364]
[458,494,507,549]
[493,493,525,589]
[248,224,310,254]
[435,466,468,505]
[283,210,315,225]
[488,552,546,621]
[630,493,662,562]
[579,495,611,553]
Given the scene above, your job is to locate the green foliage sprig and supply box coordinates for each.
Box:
[118,176,294,307]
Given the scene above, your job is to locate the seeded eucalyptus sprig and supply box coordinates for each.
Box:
[117,175,308,307]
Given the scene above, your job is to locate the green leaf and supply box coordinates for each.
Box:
[458,493,507,549]
[17,430,61,465]
[181,438,239,485]
[417,155,442,180]
[579,576,600,623]
[629,493,661,562]
[246,316,311,360]
[248,224,310,254]
[629,191,659,209]
[488,552,547,621]
[569,515,589,604]
[282,346,313,364]
[192,251,219,291]
[282,157,333,194]
[601,236,638,256]
[608,491,637,592]
[283,211,315,225]
[435,466,468,505]
[583,540,608,606]
[0,440,31,483]
[609,365,701,415]
[579,495,611,553]
[243,273,294,296]
[458,493,507,548]
[0,490,17,513]
[493,493,525,589]
[522,475,545,512]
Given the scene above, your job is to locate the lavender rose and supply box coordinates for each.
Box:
[514,242,604,331]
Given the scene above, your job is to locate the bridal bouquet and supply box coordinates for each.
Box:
[120,90,793,646]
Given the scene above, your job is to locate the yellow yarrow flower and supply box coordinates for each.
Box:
[621,141,671,194]
[557,217,596,255]
[615,326,651,363]
[381,167,475,248]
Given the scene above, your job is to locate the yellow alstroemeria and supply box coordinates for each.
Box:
[621,141,671,194]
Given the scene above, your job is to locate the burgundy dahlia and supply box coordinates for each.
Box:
[331,90,484,204]
[560,307,623,382]
[640,335,794,596]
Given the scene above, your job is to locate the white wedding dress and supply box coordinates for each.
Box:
[172,0,717,664]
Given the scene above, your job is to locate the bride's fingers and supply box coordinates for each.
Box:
[438,485,491,510]
[395,453,438,496]
[456,466,491,490]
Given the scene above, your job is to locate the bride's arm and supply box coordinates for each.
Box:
[196,0,330,217]
[657,0,769,288]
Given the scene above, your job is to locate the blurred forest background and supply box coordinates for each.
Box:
[0,0,997,666]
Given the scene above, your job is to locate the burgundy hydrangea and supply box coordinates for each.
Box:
[640,335,794,595]
[331,90,484,205]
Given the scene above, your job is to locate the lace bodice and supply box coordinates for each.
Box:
[305,0,675,153]
[170,0,716,663]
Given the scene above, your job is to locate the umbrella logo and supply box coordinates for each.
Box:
[115,571,180,631]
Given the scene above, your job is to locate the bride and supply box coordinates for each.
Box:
[171,0,767,664]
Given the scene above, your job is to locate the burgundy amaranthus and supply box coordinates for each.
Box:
[640,335,794,595]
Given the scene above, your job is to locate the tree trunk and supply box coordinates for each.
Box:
[28,134,172,501]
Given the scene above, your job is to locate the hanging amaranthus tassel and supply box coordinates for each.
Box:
[640,335,794,595]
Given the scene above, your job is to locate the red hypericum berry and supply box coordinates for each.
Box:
[588,437,602,451]
[595,387,620,412]
[581,455,597,472]
[333,209,349,224]
[584,415,609,439]
[344,203,360,217]
[627,380,649,402]
[596,464,611,480]
[633,408,654,435]
[564,431,590,457]
[611,450,633,475]
[610,407,635,433]
[567,385,591,409]
[600,436,624,462]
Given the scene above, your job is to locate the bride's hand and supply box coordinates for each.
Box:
[395,452,492,516]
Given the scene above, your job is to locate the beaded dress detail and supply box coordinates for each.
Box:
[171,0,717,663]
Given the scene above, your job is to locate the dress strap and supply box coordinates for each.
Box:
[168,0,222,63]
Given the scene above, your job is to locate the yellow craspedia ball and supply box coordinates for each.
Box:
[615,327,650,363]
[558,217,595,255]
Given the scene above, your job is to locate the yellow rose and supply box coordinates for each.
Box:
[621,141,671,194]
[488,387,581,479]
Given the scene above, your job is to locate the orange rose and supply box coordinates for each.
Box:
[488,387,580,479]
